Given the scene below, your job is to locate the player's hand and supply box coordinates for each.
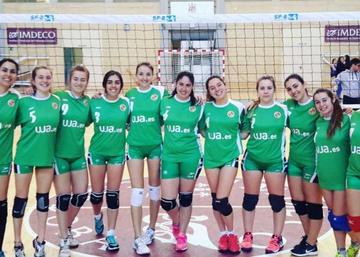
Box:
[92,92,102,99]
[195,95,205,105]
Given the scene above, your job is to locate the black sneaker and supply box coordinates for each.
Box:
[291,242,318,256]
[291,235,307,252]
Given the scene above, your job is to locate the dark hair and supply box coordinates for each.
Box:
[171,71,196,106]
[350,58,360,66]
[284,73,309,98]
[31,66,52,94]
[0,58,19,74]
[136,62,154,75]
[102,70,124,94]
[205,75,225,102]
[70,64,90,82]
[313,88,343,138]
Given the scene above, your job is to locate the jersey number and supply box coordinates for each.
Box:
[29,110,36,123]
[94,112,100,123]
[61,104,69,115]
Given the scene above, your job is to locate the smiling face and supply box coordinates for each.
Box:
[136,65,153,89]
[105,74,122,99]
[314,91,334,118]
[207,77,227,103]
[175,75,193,100]
[285,78,308,103]
[257,79,275,105]
[33,68,52,96]
[0,61,17,90]
[70,70,88,97]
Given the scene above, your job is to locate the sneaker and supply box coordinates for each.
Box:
[105,235,119,252]
[218,234,229,253]
[172,224,180,239]
[335,252,346,257]
[141,227,155,245]
[175,232,188,252]
[67,228,79,249]
[132,237,150,255]
[94,213,104,235]
[265,235,284,254]
[14,243,26,257]
[240,232,253,253]
[58,239,71,257]
[32,238,46,257]
[0,250,4,257]
[291,235,307,252]
[291,241,318,256]
[347,244,360,257]
[228,234,240,254]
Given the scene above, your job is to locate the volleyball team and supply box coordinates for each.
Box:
[0,58,360,257]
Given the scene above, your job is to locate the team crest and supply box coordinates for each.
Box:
[227,110,235,118]
[151,94,158,101]
[189,106,196,112]
[308,107,316,115]
[83,99,88,106]
[7,99,15,107]
[120,104,127,111]
[274,111,281,119]
[52,102,58,109]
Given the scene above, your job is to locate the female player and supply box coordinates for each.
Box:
[13,66,60,257]
[284,74,323,256]
[347,110,360,257]
[88,70,129,252]
[125,62,167,255]
[240,75,288,254]
[53,65,91,256]
[200,75,244,254]
[0,58,19,257]
[313,88,357,257]
[160,71,203,252]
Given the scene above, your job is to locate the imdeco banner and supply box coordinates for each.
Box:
[325,25,360,42]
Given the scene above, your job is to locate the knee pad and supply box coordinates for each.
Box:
[179,192,193,207]
[160,198,177,211]
[307,202,323,220]
[149,186,160,201]
[0,200,8,218]
[242,193,259,211]
[131,188,144,207]
[348,215,360,232]
[328,210,351,232]
[106,190,120,210]
[56,194,71,212]
[36,193,49,212]
[291,200,308,216]
[71,192,88,207]
[211,193,218,211]
[12,197,28,218]
[90,191,104,205]
[268,194,285,213]
[214,197,233,216]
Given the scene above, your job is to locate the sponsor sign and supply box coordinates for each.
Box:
[325,25,360,42]
[7,28,57,45]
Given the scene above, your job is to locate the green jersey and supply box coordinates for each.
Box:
[243,102,288,164]
[285,99,319,165]
[0,91,19,165]
[348,111,360,177]
[126,85,168,146]
[89,96,129,156]
[314,115,350,190]
[160,96,203,161]
[15,95,60,166]
[200,100,245,168]
[55,91,90,159]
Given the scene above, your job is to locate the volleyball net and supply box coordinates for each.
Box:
[0,12,359,101]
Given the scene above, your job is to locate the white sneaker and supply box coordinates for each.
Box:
[32,238,46,257]
[67,228,79,249]
[58,239,71,257]
[132,237,150,255]
[141,227,155,245]
[14,243,26,257]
